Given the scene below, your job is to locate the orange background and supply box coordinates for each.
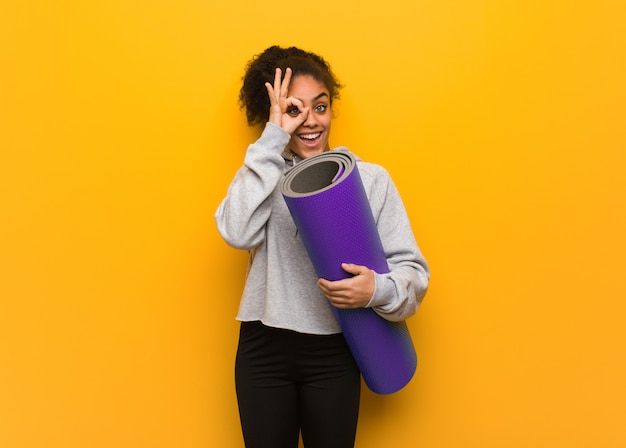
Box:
[1,1,625,447]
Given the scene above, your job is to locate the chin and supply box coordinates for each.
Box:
[299,147,327,159]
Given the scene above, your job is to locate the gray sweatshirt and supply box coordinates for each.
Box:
[215,123,430,335]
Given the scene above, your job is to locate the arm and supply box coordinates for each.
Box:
[317,166,430,321]
[215,67,311,249]
[215,123,290,249]
[368,171,429,321]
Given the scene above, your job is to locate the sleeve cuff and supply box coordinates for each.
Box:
[366,273,394,308]
[262,122,291,144]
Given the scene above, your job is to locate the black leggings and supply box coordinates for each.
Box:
[235,321,361,448]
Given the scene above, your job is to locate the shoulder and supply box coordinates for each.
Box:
[333,149,401,217]
[357,160,391,182]
[333,147,392,185]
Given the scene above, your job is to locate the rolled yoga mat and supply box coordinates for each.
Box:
[281,151,417,394]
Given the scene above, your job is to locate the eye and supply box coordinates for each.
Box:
[287,107,300,116]
[314,104,327,113]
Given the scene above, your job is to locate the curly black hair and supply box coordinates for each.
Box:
[239,46,342,127]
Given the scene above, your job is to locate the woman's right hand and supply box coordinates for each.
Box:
[265,67,309,135]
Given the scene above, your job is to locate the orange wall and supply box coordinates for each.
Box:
[1,1,625,447]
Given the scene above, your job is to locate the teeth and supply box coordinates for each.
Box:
[300,133,321,140]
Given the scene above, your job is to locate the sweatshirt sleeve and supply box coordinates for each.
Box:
[215,123,291,250]
[363,166,430,321]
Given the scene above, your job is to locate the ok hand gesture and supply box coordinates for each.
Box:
[265,67,309,135]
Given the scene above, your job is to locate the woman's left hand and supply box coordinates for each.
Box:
[317,263,375,309]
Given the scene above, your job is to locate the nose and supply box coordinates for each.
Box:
[302,109,318,127]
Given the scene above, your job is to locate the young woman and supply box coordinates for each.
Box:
[215,46,430,448]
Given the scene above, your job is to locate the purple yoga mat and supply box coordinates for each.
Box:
[281,151,417,394]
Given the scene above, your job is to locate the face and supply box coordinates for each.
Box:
[286,75,332,159]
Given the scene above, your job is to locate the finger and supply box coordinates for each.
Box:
[341,263,369,276]
[317,278,329,293]
[281,104,310,134]
[317,279,336,298]
[284,97,305,116]
[280,67,292,98]
[317,277,349,294]
[328,295,354,308]
[296,106,310,123]
[265,82,276,103]
[273,67,282,93]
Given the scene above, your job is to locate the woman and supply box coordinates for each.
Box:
[215,46,429,448]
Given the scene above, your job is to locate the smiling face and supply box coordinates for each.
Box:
[285,75,332,159]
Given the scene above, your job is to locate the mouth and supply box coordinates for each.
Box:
[297,132,323,147]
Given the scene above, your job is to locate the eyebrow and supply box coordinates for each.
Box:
[297,92,329,102]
